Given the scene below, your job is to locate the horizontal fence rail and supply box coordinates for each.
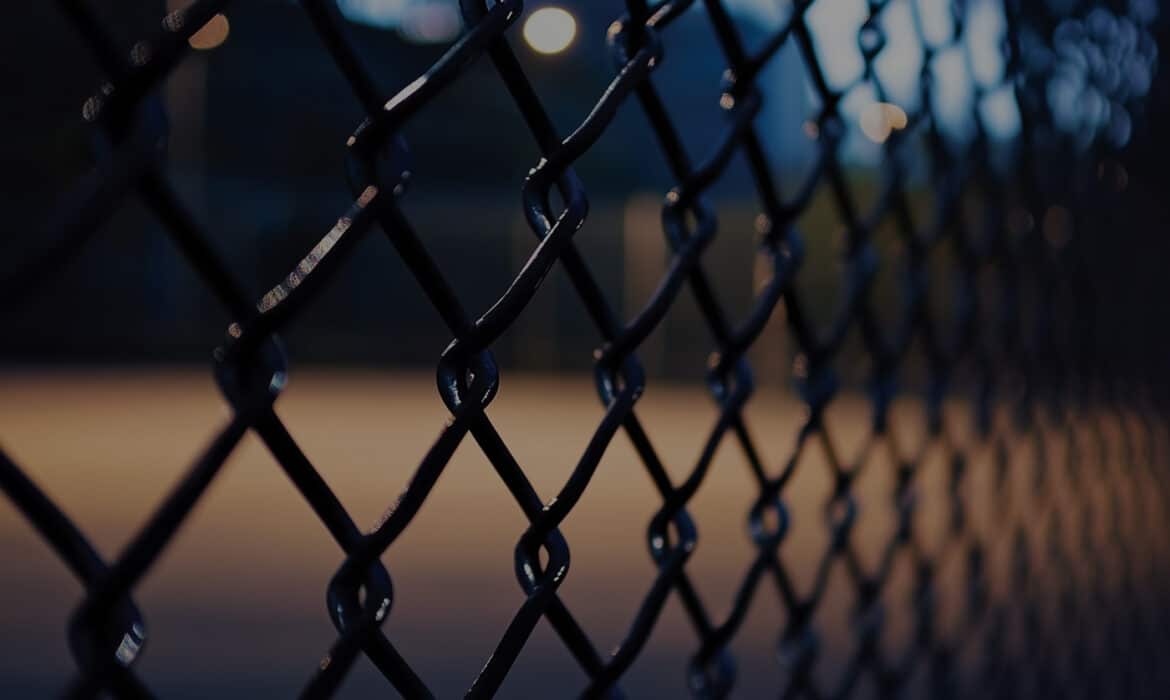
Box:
[2,0,1169,697]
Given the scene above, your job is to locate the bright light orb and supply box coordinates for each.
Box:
[859,101,908,144]
[523,7,577,55]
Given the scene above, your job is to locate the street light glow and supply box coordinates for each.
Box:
[859,101,908,144]
[523,7,576,55]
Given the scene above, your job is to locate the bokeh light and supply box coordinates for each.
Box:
[859,101,907,143]
[523,7,576,55]
[399,1,462,44]
[188,13,229,51]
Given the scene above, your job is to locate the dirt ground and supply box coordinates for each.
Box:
[0,368,1132,698]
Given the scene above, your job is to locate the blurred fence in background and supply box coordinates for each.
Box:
[2,0,1170,697]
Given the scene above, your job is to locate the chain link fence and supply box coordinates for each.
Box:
[2,0,1169,697]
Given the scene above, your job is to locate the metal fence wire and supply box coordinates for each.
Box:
[2,0,1169,697]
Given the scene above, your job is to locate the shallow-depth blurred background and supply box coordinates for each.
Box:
[3,0,1170,376]
[3,0,1170,697]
